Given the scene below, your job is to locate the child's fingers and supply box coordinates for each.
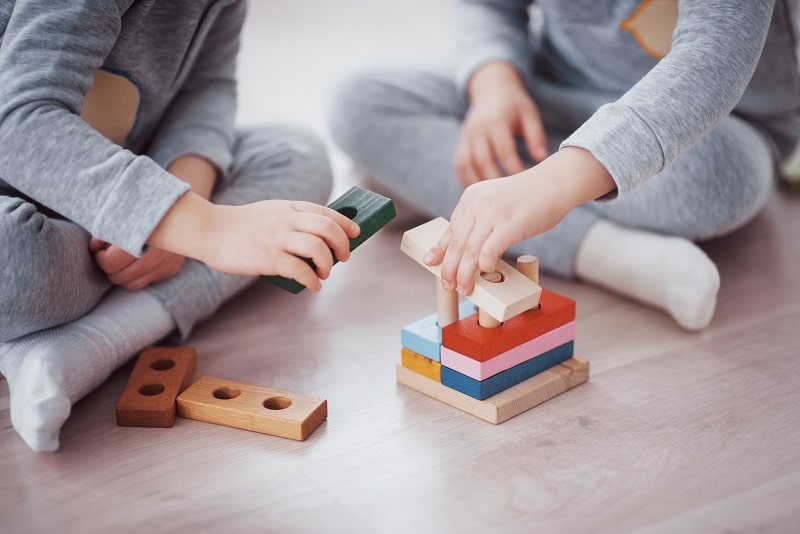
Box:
[286,232,335,279]
[520,108,548,162]
[294,201,360,237]
[491,127,525,176]
[274,253,322,292]
[453,222,493,295]
[291,211,353,263]
[94,245,136,275]
[471,138,503,181]
[89,238,108,253]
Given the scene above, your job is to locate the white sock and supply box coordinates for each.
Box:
[574,220,720,331]
[0,288,175,452]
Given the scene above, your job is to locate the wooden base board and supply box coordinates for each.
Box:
[396,358,589,424]
[177,376,327,441]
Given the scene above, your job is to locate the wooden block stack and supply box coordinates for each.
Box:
[397,217,589,424]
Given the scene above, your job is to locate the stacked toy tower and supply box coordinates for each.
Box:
[396,218,589,424]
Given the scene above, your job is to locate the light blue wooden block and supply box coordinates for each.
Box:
[401,300,476,362]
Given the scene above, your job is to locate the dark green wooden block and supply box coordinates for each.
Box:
[264,186,396,293]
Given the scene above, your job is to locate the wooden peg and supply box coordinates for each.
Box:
[477,271,503,328]
[436,279,459,328]
[517,255,539,284]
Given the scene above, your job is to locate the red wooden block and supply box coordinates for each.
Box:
[116,346,197,427]
[442,289,575,362]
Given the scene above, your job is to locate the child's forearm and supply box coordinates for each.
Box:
[167,155,219,201]
[532,147,616,210]
[146,191,217,261]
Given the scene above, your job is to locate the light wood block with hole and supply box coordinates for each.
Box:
[396,358,589,424]
[400,217,542,322]
[176,376,327,441]
[116,346,197,428]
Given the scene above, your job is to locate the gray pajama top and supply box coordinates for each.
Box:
[453,0,800,200]
[0,0,246,255]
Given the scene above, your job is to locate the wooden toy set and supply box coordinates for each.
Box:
[115,186,395,442]
[396,217,589,424]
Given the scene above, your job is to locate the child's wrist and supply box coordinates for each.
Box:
[468,61,524,100]
[147,191,216,260]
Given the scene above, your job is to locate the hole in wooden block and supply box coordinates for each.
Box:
[150,358,175,371]
[336,206,358,220]
[139,384,165,396]
[480,271,504,283]
[212,387,241,400]
[263,396,292,410]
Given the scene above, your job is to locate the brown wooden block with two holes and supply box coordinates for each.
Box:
[176,376,328,441]
[115,346,197,427]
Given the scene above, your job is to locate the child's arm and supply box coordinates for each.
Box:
[147,191,360,293]
[433,0,777,295]
[90,155,218,290]
[426,147,614,295]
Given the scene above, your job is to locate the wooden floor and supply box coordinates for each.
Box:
[3,2,800,532]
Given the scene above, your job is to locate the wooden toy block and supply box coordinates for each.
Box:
[396,357,589,424]
[401,300,477,362]
[264,186,396,293]
[442,288,575,362]
[441,321,576,380]
[441,341,574,400]
[176,376,327,441]
[401,347,441,382]
[401,217,542,322]
[116,346,197,428]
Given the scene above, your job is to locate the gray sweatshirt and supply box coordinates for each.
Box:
[0,0,245,255]
[454,0,800,200]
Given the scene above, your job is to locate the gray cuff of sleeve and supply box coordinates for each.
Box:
[148,127,234,176]
[560,103,666,202]
[92,155,191,256]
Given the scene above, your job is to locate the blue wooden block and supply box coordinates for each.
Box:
[440,341,574,400]
[401,300,477,362]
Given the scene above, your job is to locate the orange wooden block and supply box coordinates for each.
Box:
[116,346,197,427]
[401,347,441,382]
[442,289,575,362]
[176,376,327,441]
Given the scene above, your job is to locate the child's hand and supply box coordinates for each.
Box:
[427,148,616,296]
[455,62,549,187]
[90,239,185,291]
[148,196,361,293]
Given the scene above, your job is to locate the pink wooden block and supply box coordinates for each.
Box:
[441,321,576,380]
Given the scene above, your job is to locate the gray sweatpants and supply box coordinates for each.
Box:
[0,124,333,342]
[329,66,774,277]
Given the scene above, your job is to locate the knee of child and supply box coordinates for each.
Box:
[328,68,391,150]
[236,125,333,204]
